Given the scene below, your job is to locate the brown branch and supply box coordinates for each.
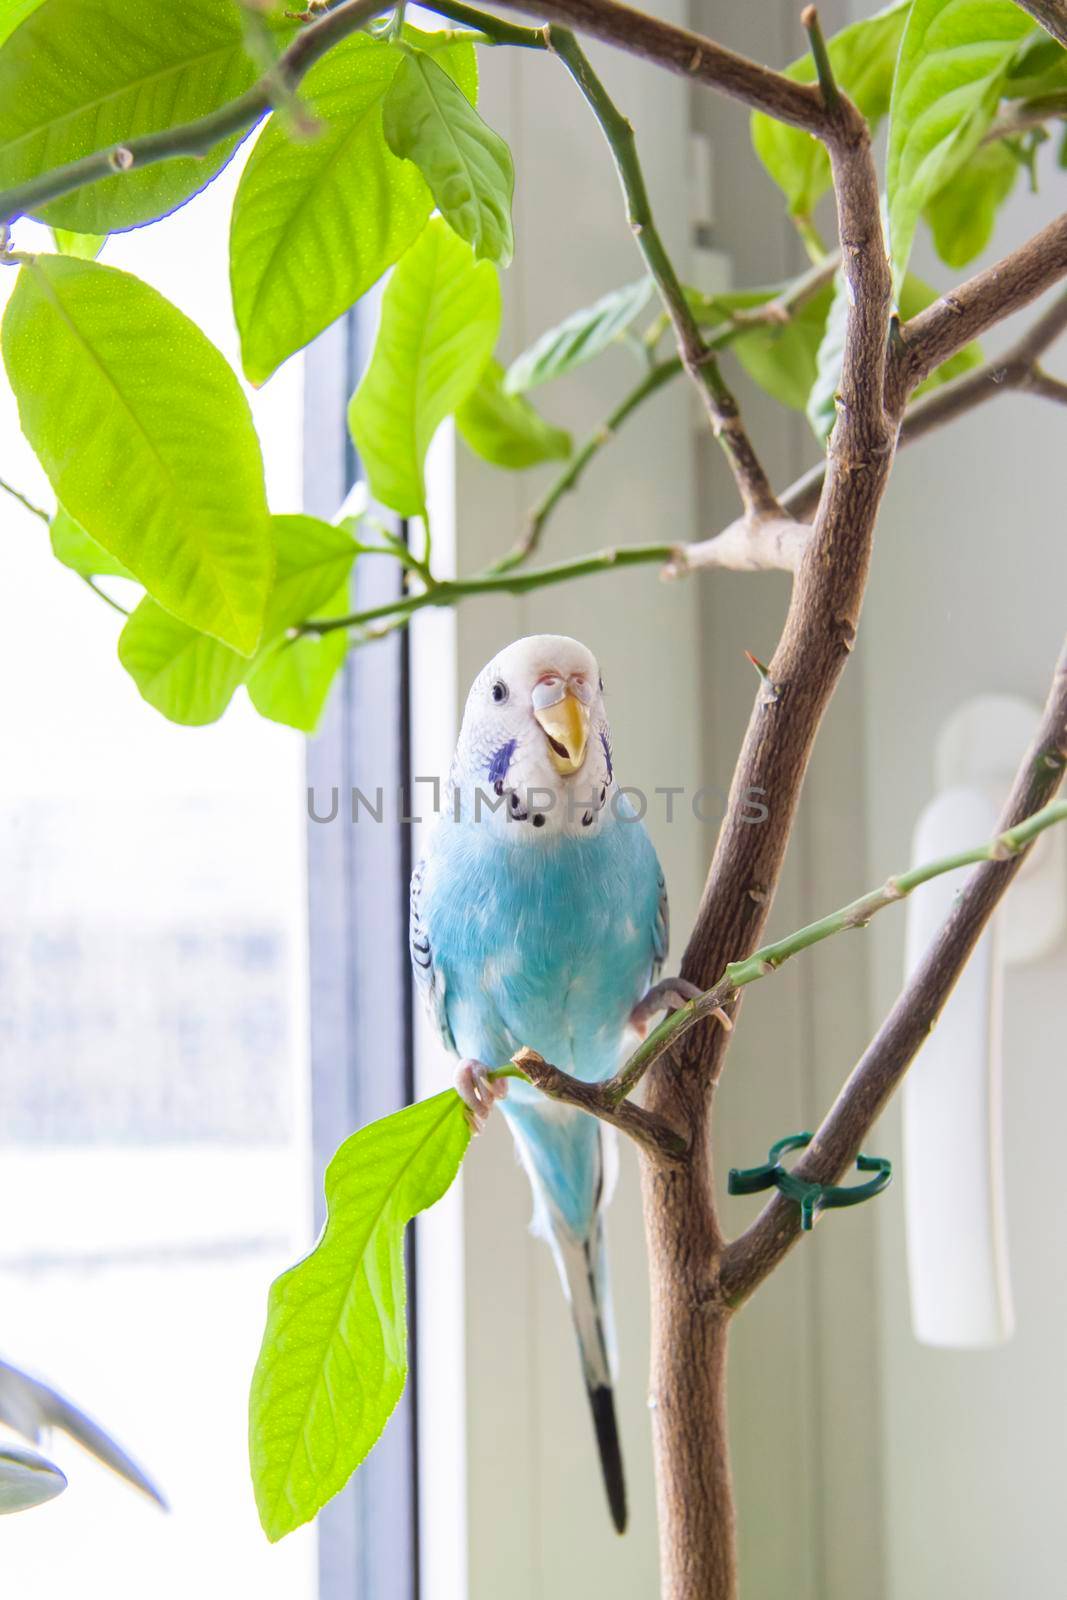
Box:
[721,636,1067,1306]
[477,0,829,131]
[891,212,1067,400]
[1013,0,1067,51]
[511,1047,689,1163]
[723,285,1067,532]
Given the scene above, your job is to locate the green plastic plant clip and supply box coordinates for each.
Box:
[727,1132,892,1231]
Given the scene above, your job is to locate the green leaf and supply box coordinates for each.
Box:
[348,216,500,518]
[456,357,571,468]
[384,46,514,267]
[0,0,274,232]
[751,0,910,219]
[1004,32,1067,98]
[50,505,133,580]
[261,513,358,637]
[230,28,476,386]
[118,598,248,725]
[0,0,43,48]
[2,256,271,654]
[50,229,105,260]
[730,283,834,412]
[504,277,652,394]
[249,1091,470,1541]
[924,139,1018,267]
[247,585,350,733]
[886,0,1034,282]
[807,268,983,440]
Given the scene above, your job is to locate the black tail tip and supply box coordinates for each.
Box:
[588,1383,628,1534]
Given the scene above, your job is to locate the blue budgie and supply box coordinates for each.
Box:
[410,635,697,1532]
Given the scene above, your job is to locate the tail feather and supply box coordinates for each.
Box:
[557,1224,628,1534]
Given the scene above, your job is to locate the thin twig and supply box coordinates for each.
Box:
[81,575,131,617]
[722,637,1067,1305]
[501,793,1067,1151]
[0,0,391,225]
[1012,0,1067,51]
[0,474,50,523]
[547,25,782,523]
[800,6,840,115]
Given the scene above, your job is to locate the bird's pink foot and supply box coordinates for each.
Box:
[629,978,703,1038]
[455,1059,508,1133]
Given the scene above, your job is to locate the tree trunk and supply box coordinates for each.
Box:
[641,1077,737,1600]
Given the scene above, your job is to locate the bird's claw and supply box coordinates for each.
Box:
[455,1059,508,1133]
[629,977,703,1037]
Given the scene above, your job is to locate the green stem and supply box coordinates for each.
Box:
[602,795,1067,1105]
[301,540,679,635]
[81,574,131,616]
[800,5,840,114]
[546,25,780,520]
[494,253,839,573]
[0,0,392,226]
[0,474,50,523]
[490,359,681,574]
[423,0,547,47]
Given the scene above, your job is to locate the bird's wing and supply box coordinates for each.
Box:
[652,864,669,982]
[409,855,456,1054]
[0,1358,167,1509]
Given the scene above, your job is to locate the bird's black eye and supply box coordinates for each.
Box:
[491,680,508,704]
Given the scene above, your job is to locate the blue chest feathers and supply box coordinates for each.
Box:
[421,815,662,1081]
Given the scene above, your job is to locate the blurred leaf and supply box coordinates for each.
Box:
[751,0,910,218]
[807,269,983,440]
[2,256,271,654]
[1004,32,1067,98]
[504,277,652,394]
[685,284,777,324]
[0,1444,66,1513]
[250,1091,470,1541]
[231,27,476,386]
[50,228,105,259]
[886,0,1033,282]
[261,513,358,636]
[0,0,278,232]
[728,283,834,413]
[246,583,350,732]
[50,505,133,579]
[348,216,499,517]
[924,139,1018,267]
[118,598,248,725]
[384,46,513,266]
[456,358,571,468]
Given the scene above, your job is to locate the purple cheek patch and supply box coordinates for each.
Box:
[487,739,517,787]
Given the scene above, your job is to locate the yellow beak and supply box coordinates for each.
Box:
[534,691,590,775]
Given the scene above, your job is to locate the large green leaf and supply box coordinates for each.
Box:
[924,139,1019,268]
[751,0,910,219]
[504,277,652,394]
[2,256,271,654]
[0,0,271,232]
[230,28,476,387]
[807,268,983,439]
[50,505,133,580]
[250,1091,471,1541]
[247,585,350,733]
[384,46,514,267]
[0,0,42,48]
[456,357,571,468]
[117,514,358,726]
[886,0,1033,282]
[118,598,248,725]
[348,216,500,518]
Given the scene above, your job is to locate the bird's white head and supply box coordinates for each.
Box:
[450,634,616,840]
